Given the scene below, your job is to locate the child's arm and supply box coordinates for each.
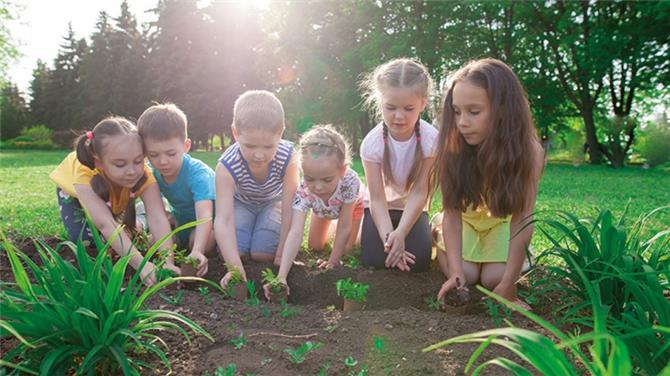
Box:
[324,202,355,268]
[386,156,436,269]
[361,160,394,246]
[437,209,466,301]
[190,199,214,276]
[265,208,307,299]
[142,183,178,268]
[274,154,300,264]
[74,184,158,286]
[214,164,247,286]
[494,145,545,303]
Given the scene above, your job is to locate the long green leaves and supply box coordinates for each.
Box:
[0,221,215,375]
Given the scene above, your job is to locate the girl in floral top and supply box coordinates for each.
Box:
[265,124,363,299]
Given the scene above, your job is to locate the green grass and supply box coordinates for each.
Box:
[1,150,669,247]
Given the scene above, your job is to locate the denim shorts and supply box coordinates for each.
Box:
[57,188,93,244]
[233,197,282,256]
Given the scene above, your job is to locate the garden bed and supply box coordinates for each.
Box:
[1,239,545,375]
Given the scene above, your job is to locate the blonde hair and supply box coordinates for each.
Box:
[233,90,285,134]
[298,124,351,167]
[137,103,188,141]
[359,58,433,191]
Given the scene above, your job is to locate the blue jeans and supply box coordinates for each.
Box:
[57,188,93,244]
[233,197,282,256]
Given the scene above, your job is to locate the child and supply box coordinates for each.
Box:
[138,103,216,277]
[50,117,177,286]
[359,58,439,272]
[265,124,363,298]
[431,58,544,307]
[215,90,300,287]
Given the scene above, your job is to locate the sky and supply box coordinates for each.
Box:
[7,0,158,95]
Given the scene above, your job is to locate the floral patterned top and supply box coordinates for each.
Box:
[292,168,363,219]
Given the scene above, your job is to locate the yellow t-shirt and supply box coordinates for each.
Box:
[50,152,156,215]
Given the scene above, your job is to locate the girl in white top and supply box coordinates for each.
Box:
[265,124,363,298]
[359,58,439,272]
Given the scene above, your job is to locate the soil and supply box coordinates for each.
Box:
[1,238,546,375]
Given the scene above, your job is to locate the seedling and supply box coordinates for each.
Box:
[207,363,236,376]
[225,263,247,300]
[483,298,513,326]
[373,336,385,352]
[262,268,288,303]
[336,278,369,302]
[424,296,442,311]
[159,290,184,306]
[229,332,247,350]
[198,286,212,304]
[284,341,321,364]
[343,254,361,269]
[245,280,261,306]
[317,361,331,375]
[344,355,358,367]
[279,299,298,318]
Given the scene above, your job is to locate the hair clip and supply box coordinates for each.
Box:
[416,135,422,142]
[86,131,94,141]
[105,201,112,208]
[383,137,389,145]
[129,192,136,199]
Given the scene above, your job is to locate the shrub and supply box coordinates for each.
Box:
[20,125,52,143]
[637,119,670,167]
[532,207,670,375]
[3,125,59,150]
[0,223,216,375]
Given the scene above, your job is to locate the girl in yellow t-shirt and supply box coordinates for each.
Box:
[50,117,178,286]
[430,59,545,308]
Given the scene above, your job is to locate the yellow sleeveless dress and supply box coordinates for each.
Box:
[433,206,511,263]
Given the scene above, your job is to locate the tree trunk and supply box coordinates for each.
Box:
[581,107,602,164]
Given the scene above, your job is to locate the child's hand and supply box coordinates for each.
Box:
[163,261,181,275]
[140,262,158,287]
[188,251,209,277]
[316,256,340,270]
[384,230,406,268]
[387,251,416,271]
[219,270,246,289]
[491,282,531,310]
[437,273,466,302]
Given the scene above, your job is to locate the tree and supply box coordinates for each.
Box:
[1,82,31,139]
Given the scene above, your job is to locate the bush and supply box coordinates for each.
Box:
[3,125,59,150]
[20,125,52,142]
[532,208,670,375]
[0,224,216,375]
[637,119,670,167]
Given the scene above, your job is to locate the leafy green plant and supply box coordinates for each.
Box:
[343,254,361,269]
[159,290,184,306]
[203,363,237,376]
[483,298,513,327]
[261,268,285,293]
[229,332,247,350]
[344,355,358,367]
[532,207,670,374]
[424,296,442,311]
[245,280,261,306]
[0,220,215,375]
[284,341,321,364]
[336,278,369,302]
[225,262,245,285]
[174,247,198,268]
[424,264,670,375]
[279,299,298,318]
[198,286,212,304]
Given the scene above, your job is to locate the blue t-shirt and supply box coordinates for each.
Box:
[151,154,216,226]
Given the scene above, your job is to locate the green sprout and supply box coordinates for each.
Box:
[344,355,358,367]
[336,278,369,302]
[284,341,321,364]
[159,290,184,306]
[279,299,298,318]
[261,268,285,294]
[229,332,247,350]
[198,286,212,304]
[424,296,442,311]
[245,280,261,306]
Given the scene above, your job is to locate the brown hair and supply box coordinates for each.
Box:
[431,58,540,217]
[137,103,188,141]
[75,117,147,234]
[233,90,285,134]
[298,124,351,167]
[359,58,433,191]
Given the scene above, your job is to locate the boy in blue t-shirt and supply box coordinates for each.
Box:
[138,103,216,277]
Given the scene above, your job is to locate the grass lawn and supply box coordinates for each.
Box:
[2,149,668,249]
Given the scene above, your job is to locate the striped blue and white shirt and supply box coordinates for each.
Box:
[219,139,294,206]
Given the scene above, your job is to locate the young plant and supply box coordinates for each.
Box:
[336,278,369,302]
[198,286,212,304]
[173,247,198,267]
[483,298,513,327]
[261,268,285,293]
[284,341,322,364]
[343,254,361,269]
[225,262,245,286]
[279,299,298,318]
[159,290,184,306]
[0,222,214,375]
[344,356,358,367]
[228,332,247,350]
[245,280,261,306]
[203,363,237,376]
[424,296,442,311]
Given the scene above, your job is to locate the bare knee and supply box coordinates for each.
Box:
[250,252,274,263]
[308,239,326,252]
[480,263,506,289]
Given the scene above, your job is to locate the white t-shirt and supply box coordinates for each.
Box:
[360,119,438,210]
